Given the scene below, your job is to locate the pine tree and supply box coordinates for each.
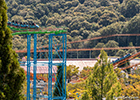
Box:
[86,50,121,100]
[53,66,65,100]
[0,0,25,99]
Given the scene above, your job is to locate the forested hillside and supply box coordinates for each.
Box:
[5,0,140,57]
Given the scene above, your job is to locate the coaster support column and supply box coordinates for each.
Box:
[33,34,37,100]
[48,34,67,100]
[27,34,31,100]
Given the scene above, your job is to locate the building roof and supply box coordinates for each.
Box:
[20,59,97,73]
[66,60,96,71]
[20,66,58,74]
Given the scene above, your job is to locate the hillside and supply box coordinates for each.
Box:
[5,0,140,57]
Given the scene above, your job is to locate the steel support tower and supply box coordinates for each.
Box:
[33,34,37,100]
[27,34,37,100]
[27,34,31,100]
[26,33,67,100]
[48,34,67,100]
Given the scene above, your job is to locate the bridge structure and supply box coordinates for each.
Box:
[10,25,67,100]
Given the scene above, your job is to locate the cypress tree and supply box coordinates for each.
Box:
[86,50,121,100]
[0,0,25,99]
[53,65,65,100]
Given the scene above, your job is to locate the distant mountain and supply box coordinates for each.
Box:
[5,0,140,57]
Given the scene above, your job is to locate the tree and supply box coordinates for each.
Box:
[121,15,140,34]
[98,10,119,26]
[86,50,121,100]
[67,82,85,99]
[0,0,25,99]
[115,67,140,98]
[105,40,119,56]
[98,22,124,36]
[120,0,139,18]
[66,65,79,82]
[100,0,110,6]
[127,42,137,54]
[53,66,65,99]
[116,49,126,57]
[92,43,105,57]
[119,61,131,73]
[115,68,140,98]
[119,0,123,4]
[79,0,85,4]
[80,66,93,78]
[81,91,90,100]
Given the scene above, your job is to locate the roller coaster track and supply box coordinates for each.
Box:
[8,25,67,35]
[36,33,140,49]
[120,62,140,70]
[14,33,140,70]
[15,33,140,53]
[113,51,140,67]
[15,46,140,53]
[67,33,140,44]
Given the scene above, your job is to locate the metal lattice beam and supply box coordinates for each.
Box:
[48,34,67,100]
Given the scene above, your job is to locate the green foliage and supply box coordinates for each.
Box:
[100,0,111,6]
[92,42,105,57]
[121,15,140,34]
[0,0,25,99]
[118,61,130,73]
[98,10,119,26]
[53,66,65,99]
[119,0,140,18]
[86,50,121,100]
[116,49,126,57]
[80,66,93,78]
[119,0,123,4]
[79,0,85,4]
[127,42,137,54]
[67,82,86,99]
[116,68,140,98]
[5,0,140,57]
[81,91,90,100]
[98,22,125,36]
[67,65,79,82]
[105,40,119,56]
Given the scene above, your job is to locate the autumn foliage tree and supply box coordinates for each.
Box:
[66,65,79,82]
[115,68,140,98]
[0,0,25,99]
[85,50,121,100]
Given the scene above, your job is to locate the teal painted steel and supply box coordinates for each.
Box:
[64,34,67,99]
[48,34,53,100]
[27,35,31,100]
[33,34,37,100]
[48,34,67,100]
